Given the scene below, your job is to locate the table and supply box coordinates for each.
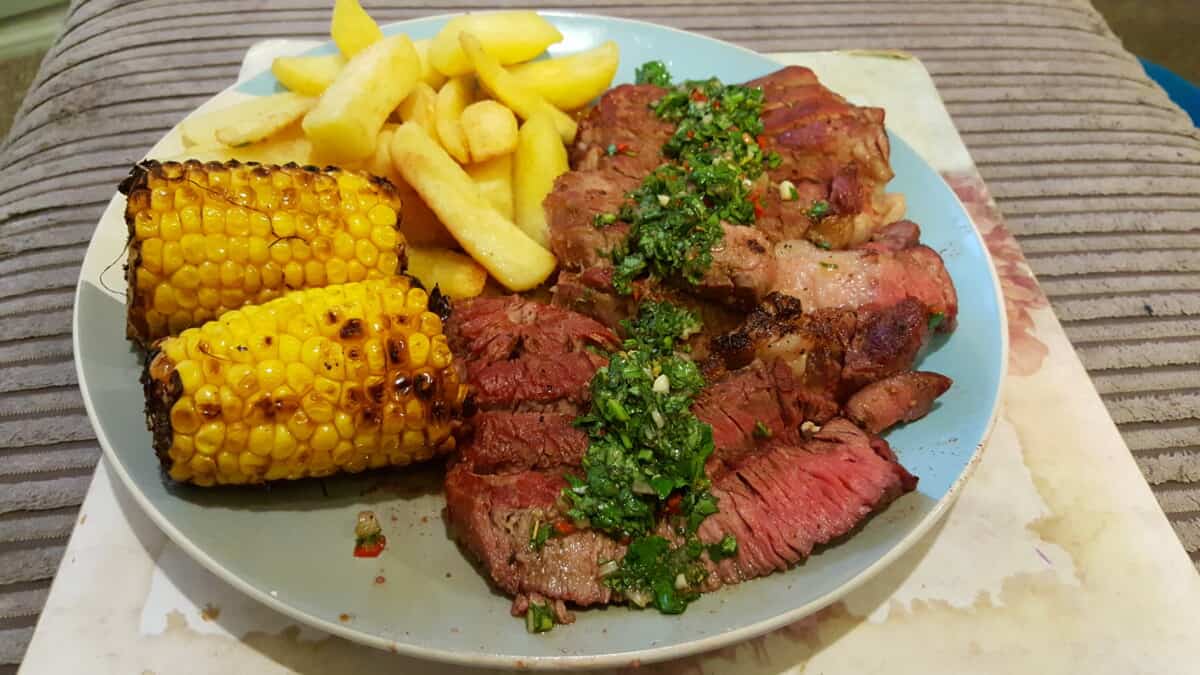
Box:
[3,1,1199,671]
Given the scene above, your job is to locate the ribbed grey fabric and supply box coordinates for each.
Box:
[0,0,1197,669]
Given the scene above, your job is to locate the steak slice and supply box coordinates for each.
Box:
[458,411,588,474]
[693,359,838,476]
[447,296,620,412]
[697,419,917,584]
[844,371,952,434]
[571,83,673,177]
[545,169,637,270]
[444,463,625,619]
[772,239,957,330]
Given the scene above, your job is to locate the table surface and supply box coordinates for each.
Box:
[15,44,1200,674]
[2,1,1200,672]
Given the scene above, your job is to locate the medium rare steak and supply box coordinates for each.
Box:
[772,238,958,329]
[447,296,620,412]
[571,83,673,177]
[457,411,587,474]
[844,371,952,434]
[698,419,917,584]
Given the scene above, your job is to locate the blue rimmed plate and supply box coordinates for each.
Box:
[73,12,1006,670]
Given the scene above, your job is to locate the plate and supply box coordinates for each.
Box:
[73,12,1006,670]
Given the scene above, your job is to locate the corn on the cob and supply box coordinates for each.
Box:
[141,277,468,486]
[120,159,406,347]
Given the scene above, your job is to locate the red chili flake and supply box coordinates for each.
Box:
[690,89,707,102]
[750,193,764,219]
[686,130,695,139]
[553,520,576,536]
[756,134,768,151]
[664,493,683,515]
[353,535,387,558]
[712,100,721,109]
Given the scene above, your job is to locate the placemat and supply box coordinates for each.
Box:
[1,0,1198,670]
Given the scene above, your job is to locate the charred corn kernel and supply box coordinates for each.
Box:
[121,160,406,346]
[143,278,466,485]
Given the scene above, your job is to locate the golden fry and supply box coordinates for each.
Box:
[458,32,576,143]
[460,100,518,162]
[331,0,383,56]
[180,92,314,148]
[434,76,474,164]
[429,11,562,77]
[466,154,514,220]
[512,113,568,247]
[389,122,556,291]
[406,246,488,299]
[271,53,346,97]
[506,41,619,110]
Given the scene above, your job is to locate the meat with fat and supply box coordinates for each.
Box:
[844,371,952,434]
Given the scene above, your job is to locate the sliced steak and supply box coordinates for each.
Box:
[447,297,619,412]
[844,371,952,434]
[841,298,932,393]
[864,219,922,253]
[444,463,625,615]
[695,224,778,307]
[772,238,958,330]
[545,169,638,269]
[697,418,917,584]
[693,359,838,475]
[571,83,672,177]
[458,411,588,474]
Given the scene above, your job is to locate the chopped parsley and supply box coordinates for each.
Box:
[708,534,739,561]
[928,311,946,331]
[753,420,772,438]
[807,200,831,221]
[819,261,839,271]
[602,67,779,294]
[635,60,672,87]
[529,518,551,551]
[525,602,556,633]
[560,301,731,615]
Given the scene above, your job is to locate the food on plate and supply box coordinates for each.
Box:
[271,53,346,97]
[460,100,518,162]
[433,75,475,164]
[459,32,577,143]
[506,41,620,110]
[331,0,383,57]
[405,246,488,299]
[395,81,438,139]
[512,113,568,247]
[428,11,563,77]
[120,159,405,346]
[142,276,468,486]
[465,154,514,219]
[180,92,315,148]
[353,510,387,557]
[303,34,420,161]
[127,3,967,635]
[388,122,556,291]
[164,123,315,166]
[412,39,447,89]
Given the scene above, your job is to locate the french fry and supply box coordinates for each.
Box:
[213,95,317,147]
[389,122,557,291]
[429,11,562,77]
[460,100,518,162]
[331,0,383,57]
[393,177,458,247]
[406,246,488,299]
[271,52,346,97]
[506,41,620,111]
[159,122,315,165]
[512,113,568,247]
[458,32,577,143]
[466,154,514,220]
[413,38,447,90]
[396,82,439,140]
[303,34,420,162]
[434,76,474,164]
[180,92,314,147]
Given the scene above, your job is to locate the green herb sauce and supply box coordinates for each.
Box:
[601,63,781,294]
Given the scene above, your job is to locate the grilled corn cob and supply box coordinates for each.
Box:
[142,277,468,486]
[120,159,406,347]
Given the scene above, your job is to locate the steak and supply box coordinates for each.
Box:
[844,371,952,434]
[772,238,958,331]
[698,419,917,584]
[447,296,620,412]
[571,83,673,177]
[545,169,637,270]
[457,411,588,474]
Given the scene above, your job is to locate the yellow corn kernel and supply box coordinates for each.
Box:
[284,261,304,288]
[269,241,292,265]
[261,262,283,289]
[180,205,202,233]
[240,449,269,476]
[189,453,217,479]
[430,337,453,370]
[363,338,386,374]
[181,233,206,264]
[347,213,371,239]
[226,207,250,237]
[174,360,203,393]
[378,250,399,275]
[287,410,315,441]
[168,463,193,482]
[325,258,348,285]
[347,260,367,282]
[195,422,225,456]
[333,411,355,439]
[271,211,296,238]
[285,361,314,393]
[249,332,279,361]
[368,203,397,229]
[202,205,225,234]
[355,239,378,267]
[370,224,397,251]
[407,332,429,368]
[290,238,312,262]
[205,234,228,263]
[170,397,200,434]
[333,232,355,260]
[225,421,249,452]
[406,287,428,314]
[332,440,355,466]
[272,426,297,460]
[248,424,274,456]
[311,424,339,452]
[168,436,195,464]
[225,363,256,398]
[216,451,240,478]
[219,387,243,423]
